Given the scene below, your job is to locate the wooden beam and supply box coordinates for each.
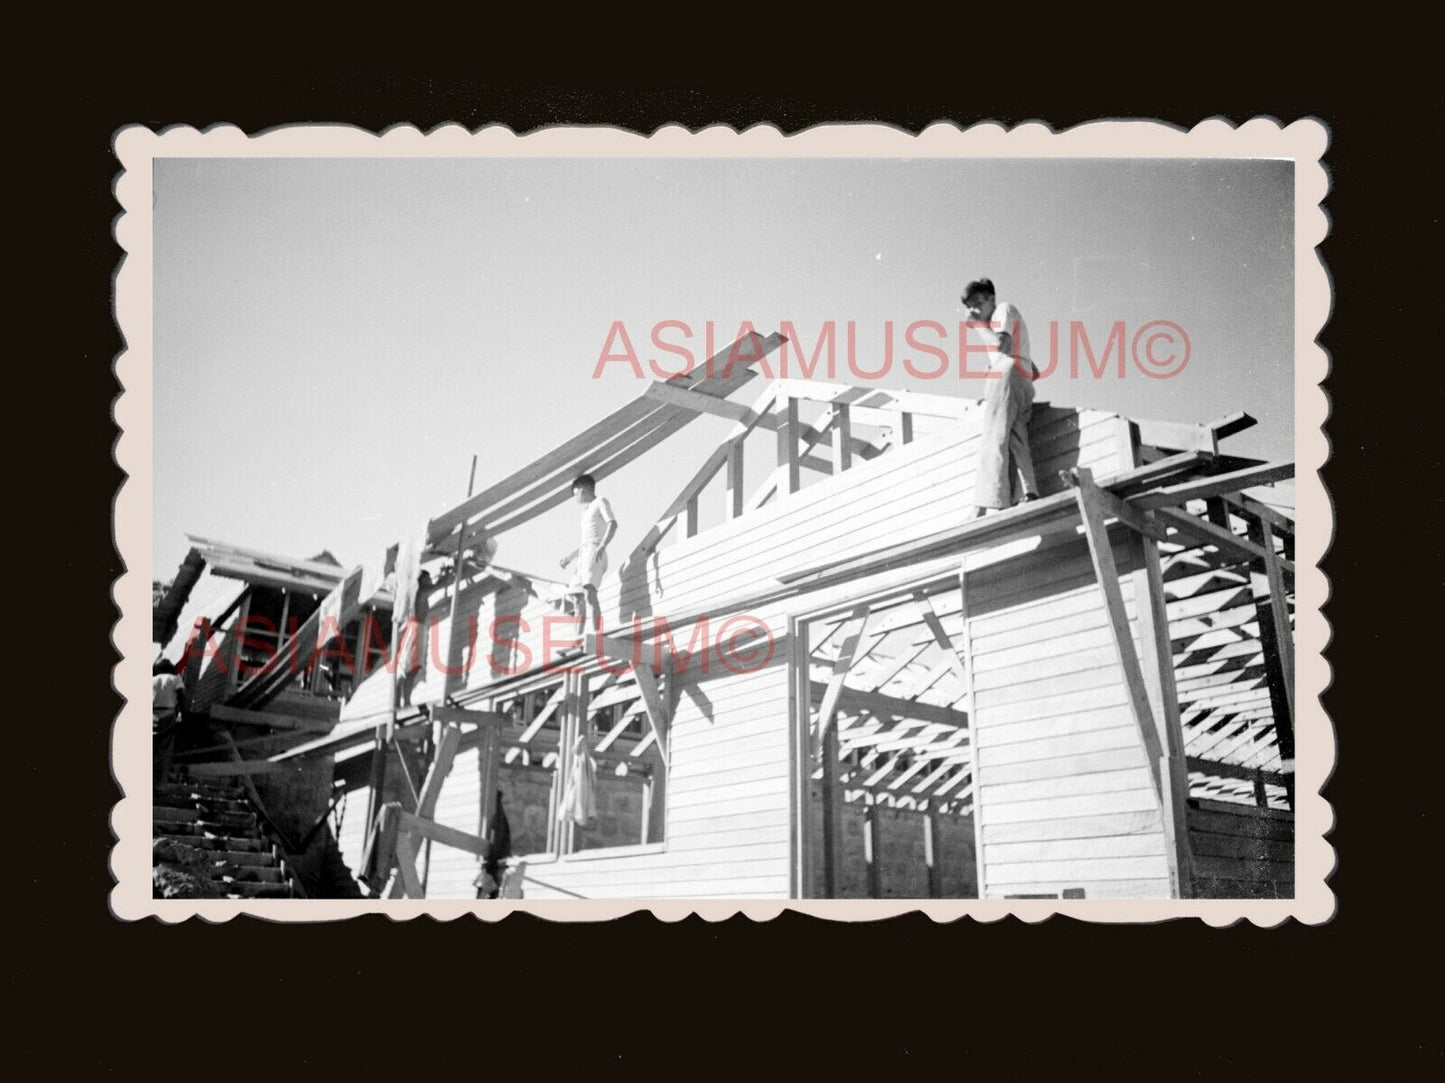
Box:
[643,381,771,426]
[396,809,488,856]
[517,684,568,744]
[725,439,745,521]
[1207,411,1257,440]
[924,809,943,898]
[776,391,801,496]
[1134,418,1217,455]
[1130,532,1197,898]
[814,606,872,741]
[414,722,462,821]
[427,705,510,730]
[208,704,337,732]
[1246,517,1295,796]
[1072,468,1167,808]
[631,662,671,763]
[1155,507,1293,573]
[1184,756,1289,787]
[426,332,782,545]
[863,797,882,898]
[631,381,780,561]
[915,591,969,688]
[832,403,853,473]
[184,759,286,778]
[391,831,423,898]
[1130,462,1294,510]
[809,682,970,733]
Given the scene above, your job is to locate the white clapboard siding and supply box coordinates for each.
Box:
[968,525,1176,899]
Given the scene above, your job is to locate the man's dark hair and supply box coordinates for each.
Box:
[153,658,177,676]
[963,277,996,302]
[571,473,597,494]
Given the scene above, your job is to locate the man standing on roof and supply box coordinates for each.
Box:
[559,474,617,631]
[963,277,1041,519]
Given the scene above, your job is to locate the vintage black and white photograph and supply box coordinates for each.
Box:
[116,122,1329,918]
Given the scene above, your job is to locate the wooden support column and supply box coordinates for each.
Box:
[634,662,670,845]
[957,570,986,899]
[821,721,842,898]
[817,605,869,898]
[832,403,853,473]
[554,670,591,856]
[683,495,699,540]
[1121,428,1195,897]
[478,723,501,847]
[725,439,745,521]
[1246,517,1295,805]
[553,671,577,855]
[361,722,389,871]
[776,392,800,496]
[1129,532,1197,898]
[390,830,423,898]
[863,796,882,898]
[924,807,943,898]
[226,592,252,691]
[898,411,914,446]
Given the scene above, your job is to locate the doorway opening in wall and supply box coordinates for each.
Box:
[796,578,980,899]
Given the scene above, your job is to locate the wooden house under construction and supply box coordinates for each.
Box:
[155,331,1297,901]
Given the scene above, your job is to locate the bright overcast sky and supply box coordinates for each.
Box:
[153,155,1294,580]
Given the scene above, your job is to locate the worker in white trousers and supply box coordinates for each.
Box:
[963,277,1040,518]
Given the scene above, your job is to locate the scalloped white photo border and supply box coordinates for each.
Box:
[111,118,1332,925]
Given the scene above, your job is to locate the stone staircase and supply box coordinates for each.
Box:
[152,773,305,899]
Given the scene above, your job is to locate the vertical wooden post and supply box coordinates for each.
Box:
[362,722,388,874]
[637,667,669,845]
[1130,532,1197,899]
[276,591,292,686]
[863,796,881,898]
[821,721,841,898]
[570,671,590,853]
[899,411,914,446]
[1246,517,1295,806]
[478,725,501,845]
[725,439,745,521]
[555,670,578,856]
[832,403,853,474]
[957,570,986,899]
[1118,422,1194,898]
[924,807,943,898]
[684,494,699,539]
[776,392,800,496]
[226,592,252,691]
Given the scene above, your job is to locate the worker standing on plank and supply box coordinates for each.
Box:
[559,473,617,631]
[963,277,1041,519]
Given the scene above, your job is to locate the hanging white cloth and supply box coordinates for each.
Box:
[559,733,597,826]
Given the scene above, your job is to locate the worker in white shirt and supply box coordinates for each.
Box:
[152,658,185,782]
[963,277,1041,519]
[559,473,618,631]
